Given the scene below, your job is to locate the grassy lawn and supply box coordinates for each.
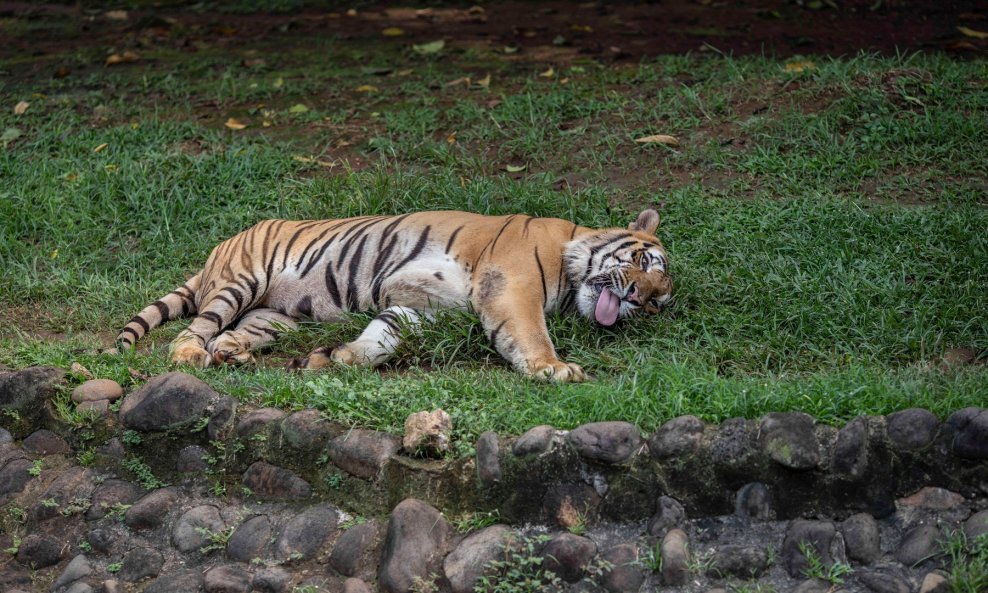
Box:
[1,15,985,448]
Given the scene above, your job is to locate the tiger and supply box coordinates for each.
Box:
[114,209,673,382]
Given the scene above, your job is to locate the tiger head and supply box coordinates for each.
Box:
[565,209,673,327]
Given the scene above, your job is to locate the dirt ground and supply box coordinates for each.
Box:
[2,0,986,67]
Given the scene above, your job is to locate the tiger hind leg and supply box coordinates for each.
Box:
[289,306,429,370]
[171,297,244,368]
[207,308,298,365]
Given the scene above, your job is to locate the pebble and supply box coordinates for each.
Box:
[567,421,642,464]
[512,424,555,456]
[660,529,689,585]
[72,379,123,403]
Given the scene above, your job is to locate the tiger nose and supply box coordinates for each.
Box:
[626,285,642,304]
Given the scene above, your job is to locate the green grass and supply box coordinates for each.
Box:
[1,30,986,449]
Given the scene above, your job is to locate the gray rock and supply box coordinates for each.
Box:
[964,509,988,540]
[125,487,180,530]
[95,438,124,459]
[735,482,774,521]
[660,529,688,586]
[647,415,705,459]
[793,579,833,593]
[72,379,123,403]
[760,412,819,470]
[227,515,273,562]
[567,422,642,464]
[887,408,939,451]
[281,409,335,450]
[540,532,596,583]
[897,487,969,523]
[176,445,210,472]
[207,395,237,441]
[242,461,310,500]
[710,545,771,579]
[842,513,880,564]
[782,520,836,577]
[30,466,97,522]
[236,408,285,438]
[896,523,940,566]
[275,504,338,562]
[119,372,216,431]
[23,429,71,455]
[118,547,163,582]
[172,504,225,554]
[144,569,202,593]
[0,428,11,443]
[0,458,33,498]
[378,498,453,593]
[329,520,381,578]
[476,431,501,485]
[445,525,514,592]
[711,418,758,468]
[252,567,291,593]
[343,579,373,593]
[85,479,143,521]
[512,425,555,456]
[203,563,251,593]
[326,429,400,480]
[86,528,116,555]
[0,367,65,433]
[50,554,92,591]
[542,483,601,530]
[63,583,93,593]
[16,533,64,568]
[647,495,686,537]
[833,417,870,478]
[602,543,645,592]
[858,565,912,593]
[77,399,109,417]
[919,571,949,593]
[945,408,988,459]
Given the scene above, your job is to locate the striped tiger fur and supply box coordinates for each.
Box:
[115,209,672,382]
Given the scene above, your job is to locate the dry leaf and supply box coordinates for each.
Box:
[93,142,109,153]
[445,77,469,87]
[105,51,139,66]
[635,134,680,146]
[412,39,445,55]
[224,118,247,130]
[355,85,379,93]
[957,26,988,39]
[1,127,23,147]
[288,103,309,114]
[293,155,336,168]
[70,362,95,380]
[382,27,405,37]
[784,60,816,73]
[506,164,527,172]
[446,132,457,144]
[128,367,150,381]
[539,67,555,78]
[105,10,128,21]
[468,5,485,14]
[346,8,358,16]
[571,24,593,32]
[13,101,29,115]
[475,74,491,89]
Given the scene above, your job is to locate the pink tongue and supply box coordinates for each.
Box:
[594,289,620,326]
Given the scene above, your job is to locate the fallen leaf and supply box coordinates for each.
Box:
[475,74,491,89]
[539,67,555,78]
[468,5,485,14]
[635,134,680,146]
[224,118,247,130]
[1,127,22,147]
[13,101,29,115]
[503,46,520,54]
[242,58,267,68]
[355,85,379,93]
[105,9,128,20]
[382,27,405,37]
[273,77,284,89]
[288,103,309,114]
[446,132,457,144]
[571,24,593,32]
[104,164,117,172]
[53,66,71,78]
[412,39,445,55]
[346,8,358,16]
[784,60,816,73]
[105,51,140,66]
[93,142,109,153]
[957,26,988,39]
[445,77,469,87]
[70,362,95,380]
[128,367,150,381]
[293,155,336,167]
[506,164,527,172]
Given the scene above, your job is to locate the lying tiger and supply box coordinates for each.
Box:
[115,209,672,382]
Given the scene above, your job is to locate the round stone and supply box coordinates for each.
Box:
[648,415,705,459]
[118,547,164,582]
[22,429,71,455]
[842,513,880,564]
[445,525,515,592]
[647,495,686,537]
[125,487,181,530]
[72,379,123,403]
[540,532,596,583]
[328,519,381,578]
[887,408,939,451]
[242,461,311,500]
[946,408,988,459]
[119,372,216,432]
[228,515,273,562]
[512,425,555,456]
[567,421,642,464]
[896,523,940,566]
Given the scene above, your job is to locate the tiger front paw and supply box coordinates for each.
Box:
[208,334,255,366]
[285,346,333,371]
[528,359,589,383]
[170,342,211,368]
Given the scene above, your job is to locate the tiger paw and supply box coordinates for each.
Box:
[170,342,211,368]
[286,346,333,371]
[528,360,589,383]
[331,341,388,367]
[209,334,255,366]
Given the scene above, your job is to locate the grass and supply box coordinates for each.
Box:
[0,16,985,450]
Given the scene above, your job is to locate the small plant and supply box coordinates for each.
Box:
[411,574,441,593]
[475,535,562,593]
[324,472,345,489]
[107,562,122,573]
[192,416,210,433]
[451,510,500,533]
[107,502,131,521]
[41,497,59,508]
[196,526,235,554]
[76,447,97,466]
[640,540,663,572]
[339,514,368,531]
[78,541,92,553]
[941,530,988,593]
[250,433,268,443]
[5,536,21,555]
[121,430,143,446]
[291,586,318,593]
[684,544,716,576]
[7,507,26,523]
[59,496,91,516]
[27,459,43,477]
[798,541,852,585]
[122,456,167,490]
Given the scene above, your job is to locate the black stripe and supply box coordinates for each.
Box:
[120,326,139,340]
[200,311,224,329]
[245,327,264,337]
[370,234,401,306]
[488,215,517,255]
[221,286,244,309]
[128,315,150,333]
[522,216,534,237]
[238,273,259,304]
[345,235,369,311]
[152,300,170,322]
[534,247,547,307]
[257,325,279,337]
[325,265,343,308]
[296,296,313,318]
[375,311,401,333]
[445,226,463,254]
[585,232,634,278]
[214,293,236,309]
[387,225,431,277]
[488,320,507,345]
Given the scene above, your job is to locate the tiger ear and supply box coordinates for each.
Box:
[628,209,660,235]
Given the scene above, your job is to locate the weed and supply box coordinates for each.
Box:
[107,562,122,573]
[411,574,441,593]
[941,530,988,593]
[475,535,563,593]
[196,526,235,554]
[27,460,42,477]
[7,507,25,523]
[78,541,92,553]
[450,510,500,533]
[640,540,663,572]
[121,430,143,446]
[324,472,345,490]
[121,456,167,490]
[76,448,97,466]
[5,536,21,555]
[339,514,368,531]
[41,498,58,508]
[798,541,852,585]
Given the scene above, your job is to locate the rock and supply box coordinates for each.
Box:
[0,458,33,498]
[512,425,555,456]
[759,412,819,470]
[887,408,939,451]
[543,483,601,530]
[144,569,202,593]
[403,409,453,457]
[327,429,400,479]
[31,466,97,522]
[77,400,110,417]
[95,438,124,459]
[203,563,251,593]
[228,515,273,562]
[659,529,688,585]
[964,509,988,540]
[782,520,835,577]
[16,533,64,568]
[919,571,949,593]
[275,504,339,562]
[207,395,237,441]
[601,543,645,592]
[945,408,988,459]
[378,498,453,593]
[567,421,642,464]
[344,579,373,593]
[119,372,216,431]
[858,565,912,593]
[50,554,92,591]
[0,428,11,443]
[252,567,291,593]
[445,525,514,592]
[647,415,705,459]
[793,579,833,593]
[23,429,71,455]
[172,504,226,554]
[236,408,285,438]
[476,431,501,485]
[100,580,121,593]
[833,417,870,478]
[329,520,381,578]
[176,445,210,472]
[86,528,116,555]
[897,487,969,523]
[125,487,181,530]
[85,479,143,521]
[118,547,163,582]
[710,545,771,579]
[842,513,880,564]
[735,482,774,521]
[63,584,93,593]
[540,532,596,583]
[72,379,123,403]
[280,409,335,450]
[711,418,758,468]
[0,367,65,433]
[896,523,940,566]
[647,495,686,537]
[242,461,311,500]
